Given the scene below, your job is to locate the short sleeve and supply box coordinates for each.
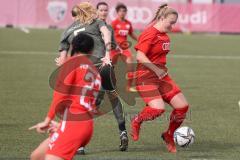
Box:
[134,32,153,54]
[97,19,107,30]
[111,20,116,30]
[58,29,70,52]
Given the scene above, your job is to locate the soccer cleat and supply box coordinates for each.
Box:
[76,147,85,155]
[119,130,128,151]
[130,118,141,141]
[161,132,177,153]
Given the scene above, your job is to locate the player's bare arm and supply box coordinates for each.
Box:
[129,32,138,41]
[100,25,112,66]
[55,50,68,66]
[29,117,52,134]
[136,50,168,79]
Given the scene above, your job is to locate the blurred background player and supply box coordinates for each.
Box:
[111,3,138,92]
[131,4,190,153]
[96,2,117,50]
[29,33,101,160]
[96,1,128,151]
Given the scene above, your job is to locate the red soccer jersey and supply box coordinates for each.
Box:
[111,18,133,45]
[135,26,170,65]
[47,56,101,120]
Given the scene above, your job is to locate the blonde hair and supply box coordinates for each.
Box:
[71,2,97,24]
[151,4,178,23]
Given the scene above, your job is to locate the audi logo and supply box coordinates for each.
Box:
[109,7,153,24]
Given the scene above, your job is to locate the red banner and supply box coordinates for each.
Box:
[0,0,240,33]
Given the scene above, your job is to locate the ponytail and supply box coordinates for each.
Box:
[151,3,178,23]
[72,2,97,25]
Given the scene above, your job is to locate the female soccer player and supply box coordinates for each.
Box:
[96,1,128,151]
[55,2,111,67]
[96,2,116,49]
[29,33,101,160]
[111,3,138,91]
[131,4,189,153]
[54,3,111,155]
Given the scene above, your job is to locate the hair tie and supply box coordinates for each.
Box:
[78,6,88,15]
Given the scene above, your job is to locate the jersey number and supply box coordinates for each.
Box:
[74,28,86,36]
[80,71,101,110]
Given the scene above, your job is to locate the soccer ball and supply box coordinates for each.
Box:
[174,126,195,147]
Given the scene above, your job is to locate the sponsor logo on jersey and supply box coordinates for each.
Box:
[162,42,170,51]
[119,30,129,36]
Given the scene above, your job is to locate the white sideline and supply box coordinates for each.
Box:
[0,50,240,60]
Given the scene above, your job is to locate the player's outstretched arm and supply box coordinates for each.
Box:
[28,117,51,134]
[55,50,68,66]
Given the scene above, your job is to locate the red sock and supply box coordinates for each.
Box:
[166,106,189,136]
[134,106,165,123]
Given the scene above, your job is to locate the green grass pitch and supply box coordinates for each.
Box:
[0,28,240,160]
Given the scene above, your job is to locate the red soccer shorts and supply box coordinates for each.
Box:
[136,72,181,104]
[110,49,132,62]
[47,109,93,160]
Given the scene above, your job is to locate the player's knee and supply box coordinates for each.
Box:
[179,103,189,110]
[148,99,165,110]
[126,57,133,63]
[151,105,165,111]
[170,93,189,109]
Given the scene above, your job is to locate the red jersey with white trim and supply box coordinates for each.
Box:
[47,56,101,120]
[111,18,133,45]
[135,26,170,66]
